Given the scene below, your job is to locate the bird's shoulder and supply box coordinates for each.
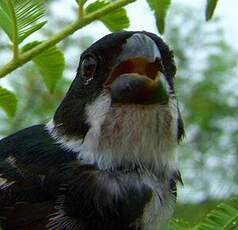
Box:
[0,124,77,169]
[0,124,77,229]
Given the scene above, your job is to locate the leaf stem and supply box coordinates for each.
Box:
[8,0,19,59]
[78,0,85,19]
[0,0,135,78]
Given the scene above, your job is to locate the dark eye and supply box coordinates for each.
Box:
[81,55,97,78]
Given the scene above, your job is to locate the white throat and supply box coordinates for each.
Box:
[47,92,178,174]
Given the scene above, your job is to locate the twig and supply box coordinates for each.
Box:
[0,0,135,78]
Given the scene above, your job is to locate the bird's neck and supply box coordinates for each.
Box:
[48,98,178,178]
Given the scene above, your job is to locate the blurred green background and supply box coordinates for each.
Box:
[0,0,237,225]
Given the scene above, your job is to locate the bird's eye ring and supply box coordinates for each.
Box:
[81,55,97,79]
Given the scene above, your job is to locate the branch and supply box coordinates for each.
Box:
[0,0,135,78]
[78,0,86,19]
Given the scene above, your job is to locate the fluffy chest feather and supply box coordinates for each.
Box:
[78,93,178,171]
[48,93,179,229]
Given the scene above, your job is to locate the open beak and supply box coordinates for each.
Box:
[104,57,169,105]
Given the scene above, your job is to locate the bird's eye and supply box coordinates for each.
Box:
[81,55,97,79]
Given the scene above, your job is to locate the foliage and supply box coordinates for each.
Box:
[0,0,135,116]
[0,0,46,45]
[206,0,219,21]
[22,41,65,92]
[169,198,238,230]
[85,0,130,32]
[196,198,238,229]
[169,197,238,229]
[0,66,69,136]
[164,3,238,201]
[175,200,222,225]
[147,0,171,34]
[0,86,17,118]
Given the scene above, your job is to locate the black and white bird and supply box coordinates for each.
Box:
[0,31,184,230]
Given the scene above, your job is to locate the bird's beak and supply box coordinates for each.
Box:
[104,57,169,105]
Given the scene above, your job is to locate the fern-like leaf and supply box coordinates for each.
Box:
[0,3,13,40]
[195,198,238,230]
[16,0,47,43]
[0,0,47,44]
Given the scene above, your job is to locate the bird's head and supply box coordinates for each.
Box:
[51,31,184,171]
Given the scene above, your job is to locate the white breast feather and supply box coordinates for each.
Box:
[46,91,179,230]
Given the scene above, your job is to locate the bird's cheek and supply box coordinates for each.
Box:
[110,73,169,105]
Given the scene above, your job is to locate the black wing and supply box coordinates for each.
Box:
[0,124,77,229]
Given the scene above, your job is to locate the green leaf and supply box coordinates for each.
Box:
[206,0,219,21]
[15,0,47,43]
[22,41,65,92]
[147,0,171,34]
[0,1,11,16]
[0,86,17,118]
[0,4,13,39]
[0,0,47,44]
[195,198,238,230]
[86,0,130,32]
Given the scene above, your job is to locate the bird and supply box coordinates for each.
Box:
[0,31,184,230]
